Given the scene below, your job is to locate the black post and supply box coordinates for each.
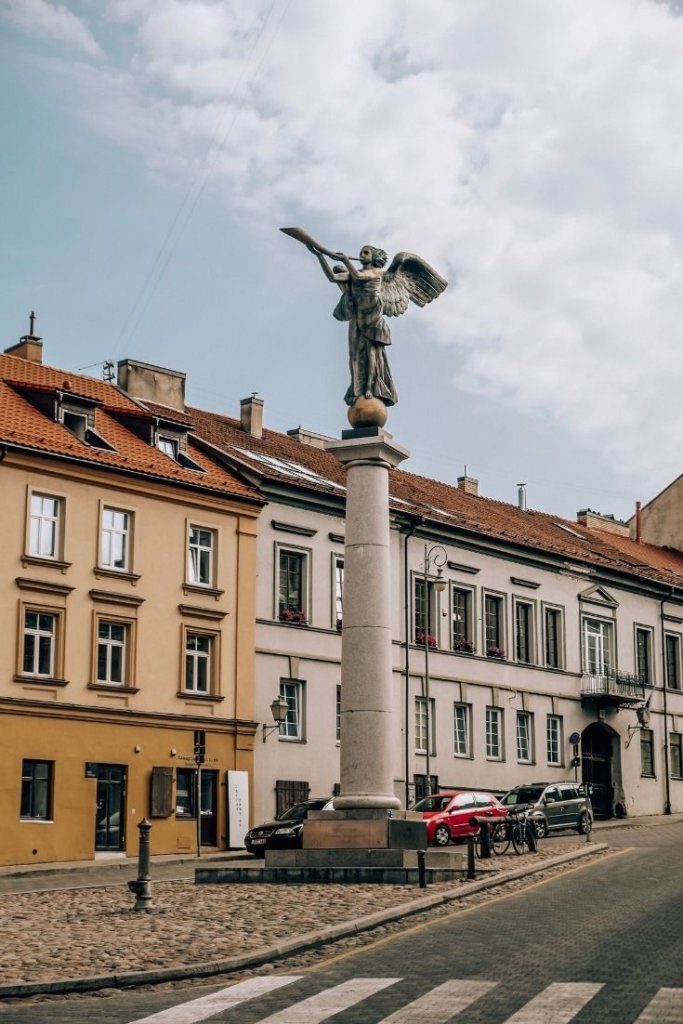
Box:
[417,848,427,888]
[466,835,476,879]
[127,818,152,912]
[525,818,538,853]
[478,820,491,859]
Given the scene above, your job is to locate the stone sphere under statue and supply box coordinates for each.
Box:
[348,396,388,429]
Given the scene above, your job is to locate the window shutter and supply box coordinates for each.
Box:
[275,779,309,817]
[150,766,174,817]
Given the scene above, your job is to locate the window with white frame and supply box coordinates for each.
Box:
[544,607,563,668]
[22,610,57,677]
[485,706,503,759]
[334,558,344,629]
[335,683,341,743]
[484,594,505,655]
[278,549,307,622]
[415,696,435,754]
[453,702,472,757]
[279,679,304,739]
[665,633,682,691]
[516,711,533,763]
[29,494,61,559]
[187,526,215,587]
[515,601,534,663]
[451,587,473,651]
[157,436,178,459]
[546,714,563,765]
[100,508,131,571]
[414,578,438,644]
[96,621,129,686]
[184,632,213,694]
[635,627,654,686]
[582,617,613,676]
[640,729,655,777]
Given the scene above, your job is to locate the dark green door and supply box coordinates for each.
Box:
[199,770,217,846]
[95,765,125,851]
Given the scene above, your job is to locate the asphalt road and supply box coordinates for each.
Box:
[2,822,682,1024]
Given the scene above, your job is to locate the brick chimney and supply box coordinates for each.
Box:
[576,509,629,537]
[117,359,186,412]
[457,466,479,497]
[5,311,43,363]
[240,394,264,439]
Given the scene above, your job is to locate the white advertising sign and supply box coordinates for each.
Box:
[226,770,249,848]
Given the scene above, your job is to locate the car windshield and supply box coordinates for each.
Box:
[502,786,546,806]
[412,795,453,813]
[277,802,311,821]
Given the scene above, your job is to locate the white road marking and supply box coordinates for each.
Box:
[126,975,302,1024]
[256,977,401,1022]
[380,979,497,1021]
[503,982,604,1023]
[635,987,683,1022]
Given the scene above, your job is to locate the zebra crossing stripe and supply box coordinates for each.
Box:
[503,982,604,1023]
[635,987,683,1021]
[256,977,402,1022]
[125,975,303,1024]
[380,979,497,1022]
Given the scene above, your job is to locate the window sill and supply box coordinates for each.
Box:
[88,683,139,694]
[177,691,225,702]
[182,583,225,600]
[14,674,69,687]
[94,567,141,585]
[21,555,72,574]
[20,818,54,824]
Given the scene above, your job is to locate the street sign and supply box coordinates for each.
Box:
[194,729,206,765]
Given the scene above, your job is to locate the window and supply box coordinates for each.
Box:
[184,632,213,694]
[415,696,435,754]
[635,627,653,686]
[176,768,196,817]
[670,733,683,778]
[640,729,655,777]
[22,610,56,677]
[544,607,563,668]
[515,601,534,663]
[516,712,533,763]
[484,594,504,655]
[486,706,503,760]
[451,587,473,651]
[100,508,130,571]
[335,683,341,743]
[583,617,613,675]
[29,494,61,559]
[334,557,344,629]
[414,578,438,643]
[188,526,214,587]
[279,549,307,621]
[158,436,178,459]
[665,634,682,691]
[20,760,53,820]
[453,703,472,757]
[96,621,128,685]
[546,715,563,766]
[279,679,304,739]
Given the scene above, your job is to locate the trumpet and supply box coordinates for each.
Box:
[280,226,362,262]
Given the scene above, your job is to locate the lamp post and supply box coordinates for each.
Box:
[421,543,448,798]
[262,694,290,742]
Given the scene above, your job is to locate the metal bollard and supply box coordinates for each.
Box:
[127,818,153,913]
[478,821,491,859]
[417,848,427,889]
[466,835,476,879]
[525,818,538,853]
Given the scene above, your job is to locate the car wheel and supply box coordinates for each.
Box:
[578,812,592,834]
[251,849,266,859]
[434,824,451,846]
[534,818,548,840]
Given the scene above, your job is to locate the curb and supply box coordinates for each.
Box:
[0,843,608,1000]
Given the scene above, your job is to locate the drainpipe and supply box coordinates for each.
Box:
[401,515,423,809]
[660,591,673,815]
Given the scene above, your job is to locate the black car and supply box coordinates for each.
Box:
[244,797,333,857]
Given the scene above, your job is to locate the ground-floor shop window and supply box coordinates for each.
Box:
[21,759,53,820]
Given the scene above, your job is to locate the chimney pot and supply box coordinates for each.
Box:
[457,473,479,497]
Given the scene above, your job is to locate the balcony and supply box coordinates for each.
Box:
[580,670,646,707]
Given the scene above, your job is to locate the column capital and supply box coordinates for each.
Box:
[326,428,410,470]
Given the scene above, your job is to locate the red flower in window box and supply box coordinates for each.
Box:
[279,608,307,626]
[454,638,475,653]
[487,646,506,659]
[416,631,437,648]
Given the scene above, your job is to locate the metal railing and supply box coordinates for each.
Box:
[580,670,646,702]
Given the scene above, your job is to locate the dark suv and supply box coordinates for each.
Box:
[244,797,333,857]
[501,782,593,839]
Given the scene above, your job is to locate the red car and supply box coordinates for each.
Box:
[411,790,508,846]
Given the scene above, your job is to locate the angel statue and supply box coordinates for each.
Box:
[281,227,447,420]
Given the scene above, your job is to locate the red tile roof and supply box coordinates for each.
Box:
[0,356,262,504]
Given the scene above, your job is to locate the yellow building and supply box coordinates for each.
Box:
[0,333,263,866]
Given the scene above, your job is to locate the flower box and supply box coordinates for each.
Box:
[416,631,437,648]
[279,608,307,626]
[487,647,506,659]
[454,639,475,654]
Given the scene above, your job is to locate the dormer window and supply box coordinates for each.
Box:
[154,427,204,472]
[62,410,87,441]
[158,436,178,459]
[58,397,115,451]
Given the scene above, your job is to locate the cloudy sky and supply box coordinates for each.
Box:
[2,0,683,520]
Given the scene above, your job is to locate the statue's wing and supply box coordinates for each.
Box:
[381,252,448,318]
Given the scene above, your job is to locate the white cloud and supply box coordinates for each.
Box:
[1,0,101,55]
[14,0,683,494]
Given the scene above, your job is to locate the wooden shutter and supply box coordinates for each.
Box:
[275,779,309,817]
[150,766,174,817]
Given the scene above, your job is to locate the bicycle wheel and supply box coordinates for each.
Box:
[511,820,527,855]
[490,822,510,856]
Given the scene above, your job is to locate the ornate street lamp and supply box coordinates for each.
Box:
[262,694,290,742]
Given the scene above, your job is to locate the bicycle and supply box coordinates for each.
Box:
[475,806,538,857]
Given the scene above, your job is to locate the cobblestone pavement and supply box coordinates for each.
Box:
[0,838,599,992]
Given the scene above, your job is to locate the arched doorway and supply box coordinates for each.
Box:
[582,723,616,819]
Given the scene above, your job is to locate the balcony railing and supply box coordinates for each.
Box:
[580,670,646,704]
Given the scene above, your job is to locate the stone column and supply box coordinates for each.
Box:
[326,428,409,810]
